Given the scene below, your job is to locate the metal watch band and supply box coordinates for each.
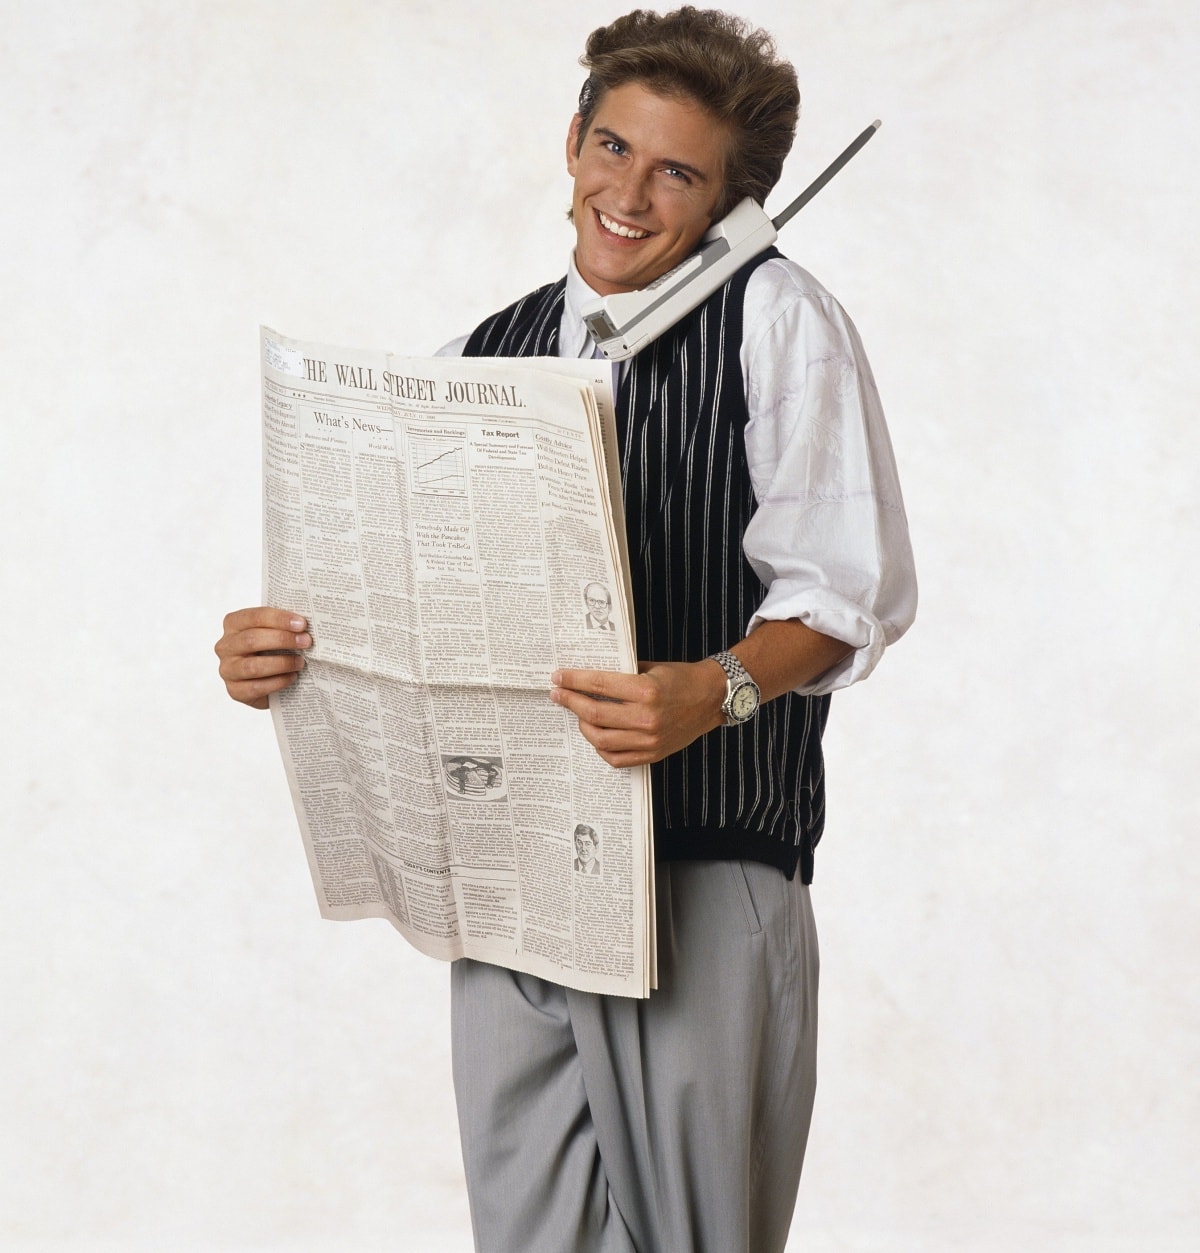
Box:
[710,649,760,725]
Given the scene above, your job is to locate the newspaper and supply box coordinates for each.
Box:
[260,327,655,997]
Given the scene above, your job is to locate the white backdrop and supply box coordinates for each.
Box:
[3,2,1197,1249]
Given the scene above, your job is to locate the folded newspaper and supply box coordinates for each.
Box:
[261,327,655,997]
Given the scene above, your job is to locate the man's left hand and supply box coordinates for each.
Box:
[549,660,725,768]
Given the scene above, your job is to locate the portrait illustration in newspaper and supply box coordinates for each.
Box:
[572,822,602,877]
[582,581,615,632]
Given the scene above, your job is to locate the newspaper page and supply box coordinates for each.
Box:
[261,327,654,997]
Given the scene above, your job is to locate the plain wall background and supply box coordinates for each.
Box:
[3,1,1197,1249]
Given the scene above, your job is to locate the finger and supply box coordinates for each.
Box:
[598,750,654,768]
[215,625,312,660]
[222,606,308,635]
[591,741,661,768]
[551,685,648,731]
[219,648,306,685]
[574,716,660,755]
[551,668,643,701]
[225,655,306,691]
[225,668,303,708]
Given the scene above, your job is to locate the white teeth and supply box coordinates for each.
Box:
[599,211,649,239]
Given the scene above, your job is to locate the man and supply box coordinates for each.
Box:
[573,822,603,874]
[216,8,915,1251]
[584,581,616,631]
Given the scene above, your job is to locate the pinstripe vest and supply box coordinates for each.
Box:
[465,252,829,882]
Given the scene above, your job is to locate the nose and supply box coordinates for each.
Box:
[613,166,651,215]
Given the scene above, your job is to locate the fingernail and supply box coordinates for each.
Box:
[289,616,306,630]
[296,633,312,648]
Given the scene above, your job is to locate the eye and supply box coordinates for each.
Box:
[603,139,626,157]
[662,166,692,185]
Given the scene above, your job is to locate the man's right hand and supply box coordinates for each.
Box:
[215,607,312,710]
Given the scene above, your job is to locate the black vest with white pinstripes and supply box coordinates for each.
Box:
[464,251,829,882]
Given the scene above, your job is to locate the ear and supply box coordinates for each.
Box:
[565,114,583,177]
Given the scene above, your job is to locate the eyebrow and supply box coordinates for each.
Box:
[592,126,713,184]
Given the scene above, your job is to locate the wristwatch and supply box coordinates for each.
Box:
[710,650,761,725]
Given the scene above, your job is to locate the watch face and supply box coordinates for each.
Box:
[730,683,759,721]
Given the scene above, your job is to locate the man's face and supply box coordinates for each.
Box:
[575,830,597,862]
[585,584,611,624]
[566,80,727,296]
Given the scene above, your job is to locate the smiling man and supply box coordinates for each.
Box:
[448,10,916,1252]
[567,79,724,295]
[215,7,915,1251]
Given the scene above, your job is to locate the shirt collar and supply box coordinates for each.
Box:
[561,254,602,360]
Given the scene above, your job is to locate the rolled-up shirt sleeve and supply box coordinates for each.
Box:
[435,333,470,358]
[741,261,917,694]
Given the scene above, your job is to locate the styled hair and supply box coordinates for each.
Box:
[574,823,599,846]
[577,7,799,216]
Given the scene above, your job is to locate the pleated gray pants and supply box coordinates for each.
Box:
[451,859,820,1253]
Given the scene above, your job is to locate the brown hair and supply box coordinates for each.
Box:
[577,7,800,217]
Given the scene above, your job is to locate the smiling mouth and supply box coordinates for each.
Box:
[597,210,650,240]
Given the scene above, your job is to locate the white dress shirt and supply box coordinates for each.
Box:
[439,254,917,695]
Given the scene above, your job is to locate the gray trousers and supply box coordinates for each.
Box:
[450,859,820,1253]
